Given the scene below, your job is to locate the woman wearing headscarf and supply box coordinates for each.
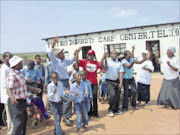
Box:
[156,46,180,109]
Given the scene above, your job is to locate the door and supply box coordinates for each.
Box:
[82,46,92,59]
[146,40,160,72]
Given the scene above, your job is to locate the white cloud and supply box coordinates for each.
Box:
[116,9,137,17]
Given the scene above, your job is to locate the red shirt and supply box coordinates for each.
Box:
[79,59,101,84]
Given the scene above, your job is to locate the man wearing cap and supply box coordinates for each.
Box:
[136,50,154,107]
[48,36,77,126]
[7,56,41,135]
[156,46,180,109]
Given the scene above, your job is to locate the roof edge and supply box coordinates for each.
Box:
[42,22,180,41]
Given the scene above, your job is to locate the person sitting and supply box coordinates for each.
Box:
[21,61,50,119]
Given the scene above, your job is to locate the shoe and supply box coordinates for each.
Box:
[122,108,128,112]
[116,110,123,115]
[93,114,99,117]
[145,103,149,106]
[137,101,141,106]
[63,118,73,126]
[75,128,82,134]
[109,111,114,117]
[45,115,51,120]
[82,124,88,131]
[134,106,139,110]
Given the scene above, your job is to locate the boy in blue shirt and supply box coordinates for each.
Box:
[80,70,93,112]
[47,72,65,135]
[70,73,89,134]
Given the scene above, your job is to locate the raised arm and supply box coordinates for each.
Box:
[75,47,82,65]
[48,36,59,63]
[155,51,160,64]
[99,53,108,70]
[132,45,135,58]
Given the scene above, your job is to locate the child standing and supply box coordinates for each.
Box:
[80,70,93,112]
[70,73,89,134]
[99,72,107,104]
[47,72,65,135]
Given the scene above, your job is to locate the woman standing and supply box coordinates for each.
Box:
[156,46,180,109]
[137,50,154,106]
[76,47,105,117]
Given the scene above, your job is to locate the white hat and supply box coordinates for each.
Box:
[54,49,64,56]
[9,56,23,68]
[168,46,176,54]
[142,50,149,54]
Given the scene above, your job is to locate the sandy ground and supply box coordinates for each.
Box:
[1,74,180,135]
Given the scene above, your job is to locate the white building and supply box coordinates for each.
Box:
[42,22,180,73]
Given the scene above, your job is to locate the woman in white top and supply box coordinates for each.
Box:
[156,46,180,109]
[136,50,154,106]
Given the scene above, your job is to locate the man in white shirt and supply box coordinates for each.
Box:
[136,50,154,106]
[0,52,13,134]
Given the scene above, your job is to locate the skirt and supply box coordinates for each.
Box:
[157,77,180,109]
[137,82,150,103]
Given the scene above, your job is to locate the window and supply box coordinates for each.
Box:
[104,43,126,57]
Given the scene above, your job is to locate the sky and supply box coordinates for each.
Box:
[1,0,180,53]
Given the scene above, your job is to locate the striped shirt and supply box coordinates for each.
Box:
[7,69,27,100]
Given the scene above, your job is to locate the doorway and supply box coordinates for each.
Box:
[82,46,92,59]
[146,40,160,72]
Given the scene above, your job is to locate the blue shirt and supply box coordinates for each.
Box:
[105,58,124,80]
[81,79,92,99]
[70,82,88,103]
[45,62,54,85]
[122,58,134,79]
[47,81,64,103]
[35,62,44,78]
[21,66,40,82]
[48,47,75,80]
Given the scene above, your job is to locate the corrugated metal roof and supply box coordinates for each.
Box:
[42,22,180,41]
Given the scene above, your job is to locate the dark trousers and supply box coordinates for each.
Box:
[37,79,44,99]
[123,78,137,110]
[0,103,5,125]
[105,79,120,112]
[60,80,72,119]
[8,98,28,135]
[89,84,98,116]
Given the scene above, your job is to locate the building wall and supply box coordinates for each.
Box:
[45,23,180,72]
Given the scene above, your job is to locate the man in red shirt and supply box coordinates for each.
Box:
[7,56,41,135]
[76,47,106,117]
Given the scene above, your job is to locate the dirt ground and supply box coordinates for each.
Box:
[1,74,180,135]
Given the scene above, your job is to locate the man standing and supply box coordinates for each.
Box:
[7,56,41,135]
[48,36,77,126]
[34,54,45,98]
[0,52,13,134]
[102,50,124,117]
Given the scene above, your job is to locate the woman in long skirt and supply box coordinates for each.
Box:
[156,46,180,109]
[137,50,154,106]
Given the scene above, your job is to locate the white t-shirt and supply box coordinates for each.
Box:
[0,64,11,104]
[159,55,180,80]
[136,59,154,85]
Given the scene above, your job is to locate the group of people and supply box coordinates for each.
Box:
[0,36,179,135]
